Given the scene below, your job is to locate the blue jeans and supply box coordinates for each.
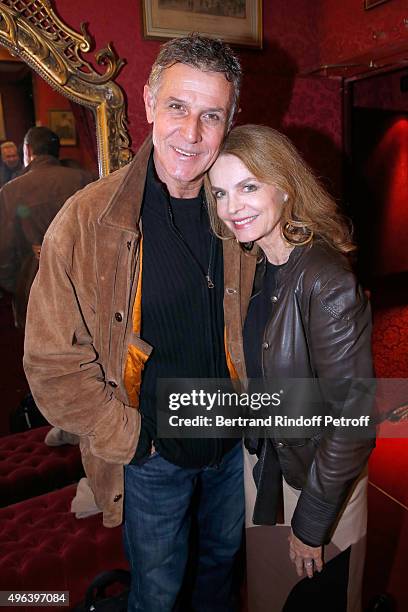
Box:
[123,443,244,612]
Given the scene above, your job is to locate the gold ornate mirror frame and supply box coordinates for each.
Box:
[0,0,132,176]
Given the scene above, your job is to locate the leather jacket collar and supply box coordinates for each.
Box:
[252,244,310,299]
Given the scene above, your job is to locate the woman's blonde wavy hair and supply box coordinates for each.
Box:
[204,124,355,254]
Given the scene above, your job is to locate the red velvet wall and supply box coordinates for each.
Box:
[50,0,407,199]
[316,0,408,65]
[53,0,320,148]
[52,0,345,193]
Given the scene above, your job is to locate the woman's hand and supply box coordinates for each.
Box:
[288,529,324,578]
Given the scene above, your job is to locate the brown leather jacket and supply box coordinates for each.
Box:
[0,155,91,328]
[241,243,375,546]
[23,139,255,527]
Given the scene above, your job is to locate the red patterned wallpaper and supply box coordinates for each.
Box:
[316,0,408,65]
[282,77,344,197]
[54,0,320,148]
[373,305,408,377]
[51,0,407,196]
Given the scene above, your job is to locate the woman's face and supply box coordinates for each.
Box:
[209,153,286,248]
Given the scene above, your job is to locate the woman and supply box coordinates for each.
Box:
[206,125,375,612]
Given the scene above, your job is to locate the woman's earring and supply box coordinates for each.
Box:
[283,193,289,203]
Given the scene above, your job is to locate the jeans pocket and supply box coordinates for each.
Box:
[132,450,159,467]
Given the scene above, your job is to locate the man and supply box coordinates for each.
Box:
[24,36,250,610]
[0,127,91,328]
[0,141,23,187]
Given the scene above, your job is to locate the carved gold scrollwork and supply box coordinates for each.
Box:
[0,0,132,175]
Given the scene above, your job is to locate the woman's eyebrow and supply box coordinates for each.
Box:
[235,176,258,187]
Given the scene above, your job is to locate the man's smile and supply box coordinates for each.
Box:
[171,145,200,158]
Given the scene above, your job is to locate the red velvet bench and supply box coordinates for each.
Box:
[0,427,83,507]
[0,484,128,609]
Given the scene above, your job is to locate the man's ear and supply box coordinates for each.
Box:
[143,85,155,124]
[23,143,33,166]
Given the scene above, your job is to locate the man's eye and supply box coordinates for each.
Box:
[243,184,257,193]
[169,103,184,111]
[204,113,221,122]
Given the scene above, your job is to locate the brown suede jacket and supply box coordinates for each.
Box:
[23,138,256,527]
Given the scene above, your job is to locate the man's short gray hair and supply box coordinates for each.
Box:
[148,33,242,129]
[1,141,17,153]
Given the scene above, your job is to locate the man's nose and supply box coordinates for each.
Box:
[180,115,202,144]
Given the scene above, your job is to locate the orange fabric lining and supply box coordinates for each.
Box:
[124,238,149,406]
[124,241,238,405]
[224,327,239,380]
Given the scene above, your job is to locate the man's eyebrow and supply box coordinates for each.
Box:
[164,97,227,115]
[165,97,187,105]
[203,106,227,113]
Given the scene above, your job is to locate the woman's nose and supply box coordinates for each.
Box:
[227,195,244,215]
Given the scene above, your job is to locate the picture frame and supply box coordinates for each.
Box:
[48,109,77,146]
[142,0,262,49]
[364,0,390,9]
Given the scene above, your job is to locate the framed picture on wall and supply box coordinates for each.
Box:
[142,0,262,49]
[364,0,390,9]
[49,110,76,146]
[0,94,6,141]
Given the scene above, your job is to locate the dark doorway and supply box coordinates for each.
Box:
[344,68,408,305]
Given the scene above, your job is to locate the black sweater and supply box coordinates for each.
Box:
[132,157,236,467]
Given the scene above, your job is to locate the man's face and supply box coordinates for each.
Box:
[144,63,233,198]
[2,145,19,169]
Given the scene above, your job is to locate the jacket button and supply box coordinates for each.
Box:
[113,494,122,502]
[108,381,118,388]
[262,342,270,350]
[271,295,278,302]
[115,312,123,322]
[276,442,285,448]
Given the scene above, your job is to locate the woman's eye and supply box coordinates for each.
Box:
[243,184,257,193]
[213,190,226,199]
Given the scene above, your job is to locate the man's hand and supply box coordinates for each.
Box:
[288,529,323,578]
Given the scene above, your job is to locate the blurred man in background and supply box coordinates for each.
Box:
[0,141,23,187]
[0,126,91,328]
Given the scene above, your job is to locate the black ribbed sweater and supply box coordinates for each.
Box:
[132,157,236,467]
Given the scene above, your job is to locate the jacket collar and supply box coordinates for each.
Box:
[99,135,152,234]
[25,155,60,173]
[252,245,309,298]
